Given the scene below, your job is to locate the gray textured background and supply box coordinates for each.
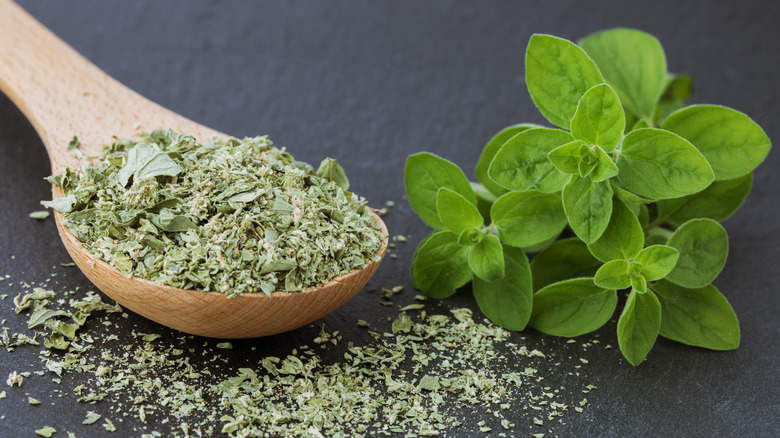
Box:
[1,1,778,436]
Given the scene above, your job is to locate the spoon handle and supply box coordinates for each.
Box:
[0,0,219,173]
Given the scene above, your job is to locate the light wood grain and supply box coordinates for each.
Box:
[0,0,388,338]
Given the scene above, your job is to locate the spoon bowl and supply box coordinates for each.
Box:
[56,212,387,338]
[0,0,387,338]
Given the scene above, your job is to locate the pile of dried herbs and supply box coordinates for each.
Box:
[42,130,384,296]
[2,274,599,437]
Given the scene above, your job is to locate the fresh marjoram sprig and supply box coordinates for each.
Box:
[404,28,771,366]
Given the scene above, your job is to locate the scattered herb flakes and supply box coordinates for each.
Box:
[44,130,384,297]
[0,390,6,399]
[400,303,425,311]
[418,375,441,391]
[381,285,405,301]
[60,263,76,268]
[29,396,42,405]
[82,411,101,425]
[29,211,51,220]
[142,333,162,342]
[214,306,589,436]
[582,384,598,394]
[216,342,233,349]
[102,418,116,432]
[67,135,84,160]
[7,371,23,387]
[35,426,57,437]
[5,280,595,436]
[391,311,413,334]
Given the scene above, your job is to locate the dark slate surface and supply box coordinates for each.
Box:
[1,1,778,436]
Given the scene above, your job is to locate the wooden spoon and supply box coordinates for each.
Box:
[0,1,387,338]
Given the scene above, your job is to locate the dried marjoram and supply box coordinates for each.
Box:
[43,130,384,297]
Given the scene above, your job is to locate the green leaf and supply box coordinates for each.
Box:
[44,333,69,350]
[28,308,70,329]
[530,238,601,291]
[662,73,693,102]
[578,155,597,178]
[468,235,505,282]
[624,111,639,133]
[316,158,350,190]
[490,190,567,248]
[627,261,642,277]
[411,231,471,298]
[594,259,631,290]
[633,245,679,281]
[630,275,647,293]
[654,74,694,126]
[530,278,617,337]
[436,188,483,234]
[525,34,605,129]
[665,219,728,288]
[154,209,197,232]
[587,199,644,262]
[548,140,586,175]
[405,153,476,230]
[132,146,184,182]
[561,176,613,244]
[630,204,648,226]
[118,142,183,186]
[570,84,626,151]
[617,288,661,366]
[610,183,653,205]
[41,194,78,214]
[488,128,572,193]
[82,411,102,425]
[652,280,740,350]
[581,28,667,120]
[638,204,650,229]
[621,201,641,221]
[662,105,771,180]
[259,259,298,275]
[617,128,714,199]
[654,98,684,128]
[630,119,651,131]
[35,426,57,438]
[645,227,673,247]
[590,146,619,182]
[656,173,753,225]
[473,247,533,331]
[457,227,483,247]
[476,124,539,195]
